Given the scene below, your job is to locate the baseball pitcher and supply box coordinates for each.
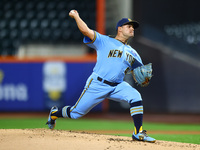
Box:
[46,10,155,143]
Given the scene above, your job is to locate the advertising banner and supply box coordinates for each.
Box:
[0,61,102,112]
[0,63,43,111]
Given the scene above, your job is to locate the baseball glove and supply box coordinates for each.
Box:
[132,63,153,87]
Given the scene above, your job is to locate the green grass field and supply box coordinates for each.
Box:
[0,117,199,144]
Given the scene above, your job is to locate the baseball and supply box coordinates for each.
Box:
[70,10,75,14]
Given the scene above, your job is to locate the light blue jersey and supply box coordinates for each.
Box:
[83,31,143,83]
[62,31,144,119]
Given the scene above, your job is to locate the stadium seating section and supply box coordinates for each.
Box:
[0,0,96,55]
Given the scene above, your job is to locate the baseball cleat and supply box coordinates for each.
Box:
[132,130,156,143]
[46,106,58,129]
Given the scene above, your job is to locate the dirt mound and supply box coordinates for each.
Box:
[0,129,199,150]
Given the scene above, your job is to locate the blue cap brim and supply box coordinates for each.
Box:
[123,21,139,29]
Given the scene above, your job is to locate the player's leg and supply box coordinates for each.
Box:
[108,81,156,142]
[46,77,110,128]
[62,79,109,119]
[67,82,108,119]
[108,82,143,134]
[47,87,104,123]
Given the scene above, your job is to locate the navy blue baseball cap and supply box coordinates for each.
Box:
[116,18,139,31]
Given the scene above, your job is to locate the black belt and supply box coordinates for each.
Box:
[97,76,119,86]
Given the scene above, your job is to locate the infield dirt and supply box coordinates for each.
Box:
[0,129,199,150]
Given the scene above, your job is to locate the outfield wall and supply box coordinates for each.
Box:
[0,56,103,112]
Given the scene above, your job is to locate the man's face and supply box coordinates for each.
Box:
[120,24,134,38]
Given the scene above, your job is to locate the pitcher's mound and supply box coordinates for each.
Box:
[0,129,199,150]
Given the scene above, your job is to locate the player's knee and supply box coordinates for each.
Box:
[134,91,142,100]
[127,90,142,104]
